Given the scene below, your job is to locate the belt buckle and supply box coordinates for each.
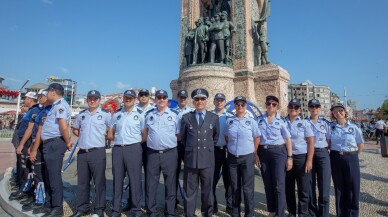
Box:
[159,150,163,154]
[264,145,268,149]
[339,151,344,155]
[236,155,239,158]
[220,146,223,150]
[86,149,90,153]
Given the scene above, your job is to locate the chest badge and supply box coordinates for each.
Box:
[246,121,251,126]
[168,116,172,121]
[320,125,325,130]
[117,115,122,120]
[134,115,139,120]
[348,127,354,133]
[297,123,302,127]
[275,122,279,125]
[32,114,37,119]
[98,115,102,120]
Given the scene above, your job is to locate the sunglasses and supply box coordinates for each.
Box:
[235,102,246,107]
[333,109,345,113]
[309,105,320,109]
[194,97,207,102]
[139,93,149,97]
[266,102,278,107]
[157,96,168,100]
[288,106,300,110]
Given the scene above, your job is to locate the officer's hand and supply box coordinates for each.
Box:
[27,147,31,155]
[286,159,293,171]
[16,145,23,155]
[67,142,74,151]
[29,150,37,163]
[254,154,261,168]
[305,160,312,173]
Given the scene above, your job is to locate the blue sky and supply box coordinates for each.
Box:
[0,0,387,109]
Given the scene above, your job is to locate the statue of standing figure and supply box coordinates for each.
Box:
[184,27,195,66]
[192,18,209,64]
[220,11,235,64]
[208,13,225,63]
[257,21,270,65]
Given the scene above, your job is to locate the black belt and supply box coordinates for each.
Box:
[215,146,227,150]
[315,147,328,152]
[42,136,64,144]
[228,152,251,158]
[114,142,140,147]
[260,144,285,149]
[331,150,358,155]
[148,147,176,154]
[78,147,105,153]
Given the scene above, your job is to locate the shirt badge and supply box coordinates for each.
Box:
[59,108,64,114]
[150,116,154,121]
[32,114,37,119]
[246,121,251,126]
[168,116,172,121]
[275,122,279,125]
[229,120,233,125]
[348,127,354,133]
[117,115,122,120]
[82,115,85,120]
[134,115,139,120]
[297,123,302,127]
[98,115,102,120]
[320,125,325,130]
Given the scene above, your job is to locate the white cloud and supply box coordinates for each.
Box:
[42,0,53,4]
[116,82,129,90]
[89,82,97,87]
[58,67,69,73]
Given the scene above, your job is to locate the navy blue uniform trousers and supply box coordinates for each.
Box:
[76,148,106,213]
[309,148,331,217]
[286,153,311,217]
[228,153,255,217]
[43,138,67,211]
[213,146,232,211]
[258,145,287,217]
[330,151,360,217]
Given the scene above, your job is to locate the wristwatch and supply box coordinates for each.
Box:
[287,155,293,160]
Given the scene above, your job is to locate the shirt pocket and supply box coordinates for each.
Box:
[163,120,176,133]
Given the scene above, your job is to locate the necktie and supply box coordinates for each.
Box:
[199,113,204,127]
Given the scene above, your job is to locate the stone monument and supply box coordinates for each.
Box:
[170,0,290,114]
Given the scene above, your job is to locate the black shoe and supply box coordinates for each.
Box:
[32,206,51,214]
[42,208,64,217]
[225,207,232,215]
[213,206,218,214]
[92,210,104,217]
[70,211,89,217]
[11,186,20,191]
[20,196,34,205]
[122,203,131,212]
[22,202,42,212]
[9,191,28,201]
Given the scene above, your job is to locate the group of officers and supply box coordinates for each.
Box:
[9,83,364,217]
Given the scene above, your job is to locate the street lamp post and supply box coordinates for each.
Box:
[15,79,30,124]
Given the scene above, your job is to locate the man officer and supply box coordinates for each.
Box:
[40,83,72,217]
[211,93,233,213]
[144,90,179,217]
[70,90,111,217]
[180,88,219,217]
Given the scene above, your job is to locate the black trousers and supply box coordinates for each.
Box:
[146,147,178,217]
[228,153,255,217]
[112,143,142,217]
[76,148,106,213]
[258,145,287,217]
[309,149,331,217]
[184,166,214,217]
[213,146,232,210]
[20,139,32,192]
[330,151,360,217]
[286,154,311,217]
[141,141,148,208]
[176,141,185,201]
[43,138,67,210]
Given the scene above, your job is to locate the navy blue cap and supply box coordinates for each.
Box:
[330,102,345,111]
[138,89,149,95]
[123,90,137,98]
[234,96,247,103]
[87,90,101,98]
[155,89,168,97]
[266,95,279,103]
[308,99,321,107]
[191,88,209,99]
[288,98,301,107]
[177,90,188,98]
[214,93,226,100]
[46,83,64,95]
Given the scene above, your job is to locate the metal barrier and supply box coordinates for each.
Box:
[0,129,14,138]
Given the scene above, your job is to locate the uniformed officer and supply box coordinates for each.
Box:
[285,99,315,217]
[329,103,364,217]
[211,92,233,213]
[29,90,53,215]
[180,88,219,217]
[224,96,260,217]
[70,90,111,217]
[41,83,72,217]
[107,89,145,217]
[21,89,50,212]
[144,90,179,217]
[307,99,331,217]
[257,95,293,217]
[173,89,194,206]
[10,92,40,201]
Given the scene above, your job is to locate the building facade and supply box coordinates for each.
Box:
[47,76,77,105]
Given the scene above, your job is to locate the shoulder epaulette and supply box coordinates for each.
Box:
[79,109,87,114]
[101,109,110,113]
[145,108,155,117]
[320,118,331,124]
[114,108,123,113]
[136,108,143,114]
[170,109,179,115]
[226,111,234,116]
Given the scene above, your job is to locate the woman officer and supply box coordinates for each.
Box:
[284,99,315,217]
[329,102,364,217]
[257,95,293,217]
[307,99,331,217]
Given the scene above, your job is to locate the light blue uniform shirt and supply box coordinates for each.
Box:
[72,108,112,149]
[136,103,154,113]
[285,116,314,155]
[257,113,291,145]
[224,113,261,156]
[109,107,145,145]
[195,110,207,125]
[41,98,71,140]
[175,106,194,135]
[330,121,364,152]
[145,107,179,150]
[306,118,330,148]
[211,109,233,146]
